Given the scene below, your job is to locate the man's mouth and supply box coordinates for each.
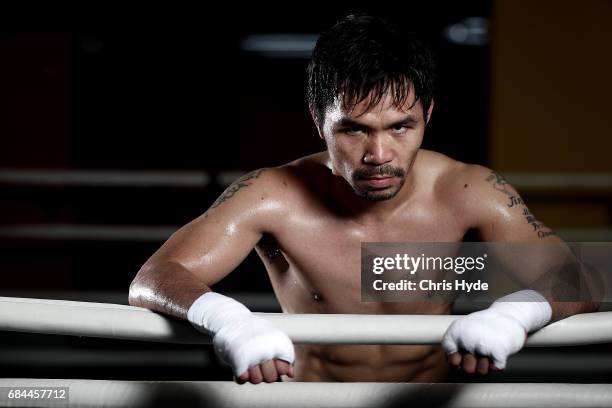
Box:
[360,176,395,188]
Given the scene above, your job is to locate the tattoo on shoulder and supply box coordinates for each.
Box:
[486,171,556,238]
[522,207,557,239]
[210,169,268,209]
[507,195,524,208]
[486,171,526,208]
[485,171,513,197]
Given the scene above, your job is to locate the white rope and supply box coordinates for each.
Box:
[0,379,611,408]
[0,297,611,346]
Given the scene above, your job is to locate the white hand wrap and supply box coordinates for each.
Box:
[187,292,295,376]
[441,290,552,369]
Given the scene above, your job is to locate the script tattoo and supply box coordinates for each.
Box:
[523,208,556,239]
[507,195,524,208]
[210,169,267,209]
[486,171,556,239]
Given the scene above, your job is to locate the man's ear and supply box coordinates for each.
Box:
[425,99,434,126]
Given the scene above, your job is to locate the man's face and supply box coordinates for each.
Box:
[320,91,430,201]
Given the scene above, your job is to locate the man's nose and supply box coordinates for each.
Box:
[363,134,393,165]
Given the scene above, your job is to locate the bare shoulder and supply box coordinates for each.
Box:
[452,163,520,203]
[420,150,512,200]
[416,149,462,172]
[416,149,473,193]
[418,150,521,223]
[208,152,328,214]
[420,152,559,240]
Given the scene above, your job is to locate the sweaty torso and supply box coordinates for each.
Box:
[253,150,473,382]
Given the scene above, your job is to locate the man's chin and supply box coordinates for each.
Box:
[355,187,401,201]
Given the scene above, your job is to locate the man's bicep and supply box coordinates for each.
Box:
[469,169,601,307]
[146,169,278,286]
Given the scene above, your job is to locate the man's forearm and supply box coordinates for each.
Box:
[549,300,600,322]
[128,261,211,319]
[546,261,602,321]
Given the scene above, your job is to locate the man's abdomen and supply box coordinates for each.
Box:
[292,344,448,382]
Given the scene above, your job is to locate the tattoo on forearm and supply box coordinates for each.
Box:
[210,169,267,209]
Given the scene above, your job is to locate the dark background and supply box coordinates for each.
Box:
[0,2,491,293]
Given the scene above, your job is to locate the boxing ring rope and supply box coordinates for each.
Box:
[2,296,612,407]
[0,379,611,408]
[1,296,612,346]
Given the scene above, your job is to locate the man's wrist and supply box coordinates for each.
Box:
[491,289,552,332]
[187,292,252,334]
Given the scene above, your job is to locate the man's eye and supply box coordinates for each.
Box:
[392,124,409,133]
[343,127,365,135]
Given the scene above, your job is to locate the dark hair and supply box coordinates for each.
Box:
[307,13,435,128]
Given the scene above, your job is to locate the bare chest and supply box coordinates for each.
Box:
[255,203,465,314]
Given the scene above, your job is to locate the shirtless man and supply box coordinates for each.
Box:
[128,14,598,383]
